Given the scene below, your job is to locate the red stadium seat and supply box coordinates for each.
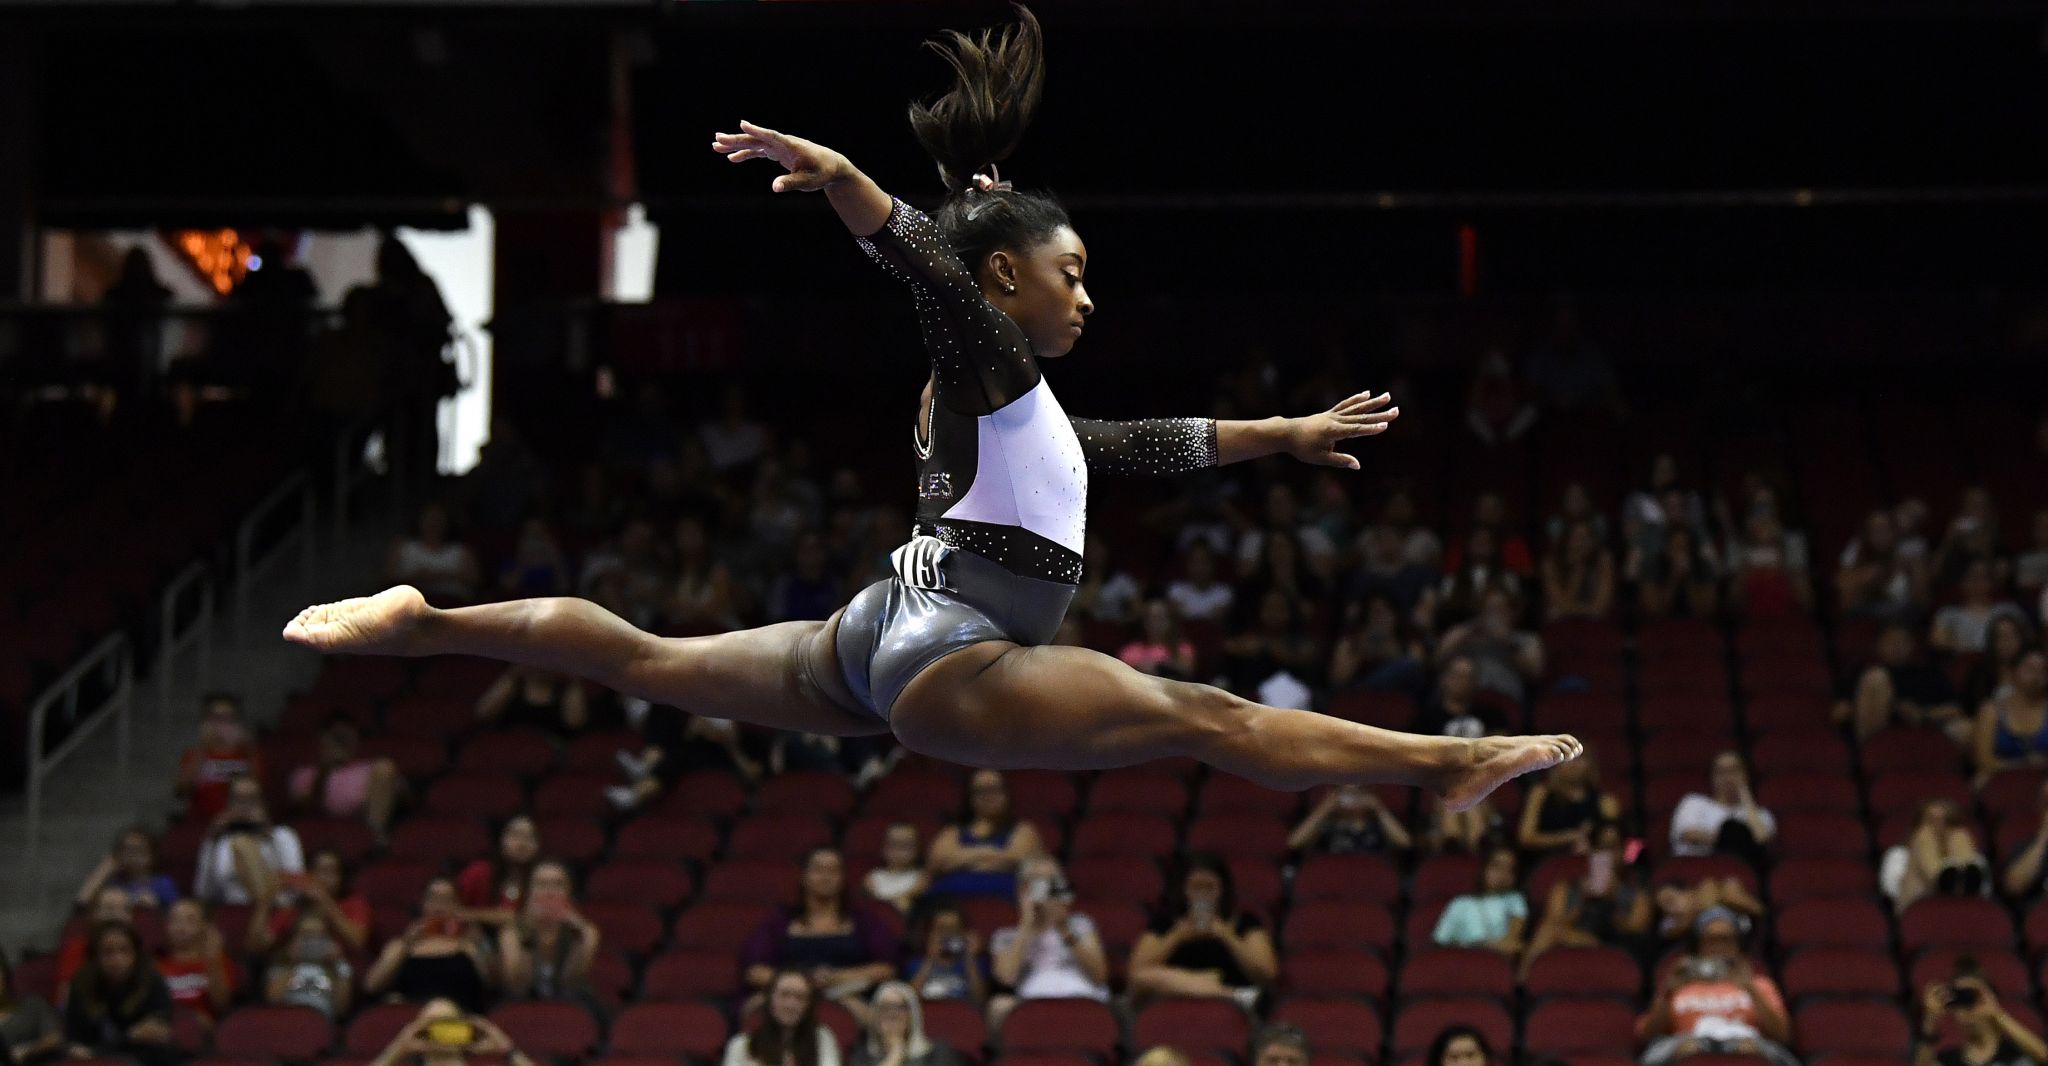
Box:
[1004,769,1080,820]
[532,815,606,865]
[586,859,694,909]
[455,729,558,778]
[386,817,489,866]
[352,861,436,911]
[562,730,645,775]
[922,1000,987,1062]
[1869,771,1972,818]
[1862,728,1960,777]
[9,953,55,1002]
[1745,691,1834,734]
[1088,771,1191,817]
[488,1002,598,1059]
[1758,774,1861,814]
[422,773,525,820]
[532,773,613,818]
[1283,901,1396,954]
[347,1005,421,1058]
[1186,815,1290,859]
[1078,900,1148,956]
[1781,948,1902,1000]
[1133,999,1250,1056]
[414,658,505,701]
[579,900,666,956]
[1796,1001,1913,1059]
[1653,856,1760,896]
[994,1056,1094,1066]
[1283,950,1390,1000]
[609,1003,730,1060]
[1071,813,1177,859]
[1900,897,2015,953]
[1524,947,1641,1001]
[289,817,376,869]
[958,898,1020,939]
[1752,730,1853,776]
[1067,856,1164,906]
[659,770,750,819]
[1980,771,2046,821]
[1524,1000,1640,1057]
[614,815,720,863]
[1197,774,1301,817]
[1294,854,1402,904]
[1909,948,2029,1003]
[1228,858,1284,916]
[357,736,446,782]
[1401,948,1514,1000]
[862,770,962,819]
[1771,858,1878,903]
[1000,999,1119,1056]
[1411,854,1483,906]
[1327,689,1419,730]
[843,814,941,864]
[212,1006,336,1061]
[673,902,778,953]
[641,949,743,1001]
[1272,998,1383,1057]
[1392,998,1512,1056]
[1775,813,1873,859]
[1777,899,1891,951]
[381,696,477,741]
[727,813,837,862]
[755,770,860,819]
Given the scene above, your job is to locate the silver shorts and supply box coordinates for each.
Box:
[835,538,1076,721]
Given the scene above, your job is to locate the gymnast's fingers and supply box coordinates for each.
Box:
[1317,449,1362,471]
[1333,390,1393,416]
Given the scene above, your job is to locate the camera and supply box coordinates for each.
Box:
[944,935,968,956]
[1684,957,1728,982]
[219,820,266,837]
[1949,983,1982,1009]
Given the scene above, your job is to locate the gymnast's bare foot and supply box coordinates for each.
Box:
[1437,733,1583,813]
[283,585,432,656]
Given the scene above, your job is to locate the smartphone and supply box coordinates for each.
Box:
[425,1020,475,1048]
[1189,897,1216,932]
[1950,984,1982,1009]
[1586,853,1615,895]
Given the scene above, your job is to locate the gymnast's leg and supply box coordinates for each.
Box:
[889,641,1579,810]
[283,584,886,738]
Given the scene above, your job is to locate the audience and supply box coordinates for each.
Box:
[1248,1022,1311,1066]
[1118,600,1199,681]
[247,848,370,956]
[0,952,64,1066]
[1972,650,2048,783]
[175,695,265,824]
[1522,821,1652,978]
[74,827,178,912]
[53,888,134,995]
[1543,520,1617,621]
[367,999,535,1066]
[1072,534,1143,625]
[1128,853,1276,1011]
[2001,780,2048,900]
[475,667,590,737]
[739,848,898,1019]
[1654,877,1765,948]
[924,771,1043,900]
[1933,561,2030,656]
[1839,625,1968,744]
[723,969,840,1066]
[1963,616,2035,722]
[904,906,985,1008]
[987,858,1108,1029]
[363,879,493,1012]
[1882,799,1990,912]
[1437,588,1544,707]
[1918,961,2048,1066]
[1637,909,1795,1066]
[1518,748,1621,855]
[1287,784,1414,855]
[1165,541,1234,624]
[496,861,600,1007]
[1838,509,1926,625]
[1632,525,1722,620]
[1427,1025,1495,1066]
[1668,752,1776,867]
[455,816,541,917]
[2018,509,2048,599]
[863,823,929,916]
[62,923,177,1066]
[386,503,482,606]
[849,982,961,1066]
[194,776,305,906]
[1326,596,1427,696]
[155,901,236,1025]
[264,913,354,1019]
[1431,848,1527,961]
[288,716,404,845]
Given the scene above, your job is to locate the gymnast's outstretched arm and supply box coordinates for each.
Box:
[1071,390,1401,475]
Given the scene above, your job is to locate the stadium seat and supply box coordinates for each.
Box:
[1900,897,2015,953]
[1795,1001,1913,1058]
[454,729,558,778]
[1197,774,1301,817]
[609,1003,730,1060]
[999,999,1119,1057]
[1078,900,1149,957]
[1411,854,1483,906]
[673,902,778,953]
[1524,947,1641,1001]
[1868,771,1972,818]
[862,770,962,819]
[1777,899,1891,952]
[641,949,743,1001]
[659,770,750,819]
[700,859,802,909]
[1770,858,1878,903]
[1186,814,1290,859]
[1758,774,1862,814]
[212,1006,335,1061]
[1862,728,1960,777]
[579,900,666,956]
[1909,948,2030,1003]
[1401,948,1515,1000]
[381,696,477,740]
[1272,998,1383,1057]
[1132,999,1250,1057]
[1283,950,1390,1001]
[755,770,860,819]
[1283,901,1396,954]
[289,817,376,869]
[958,897,1020,939]
[1228,858,1284,916]
[1391,998,1511,1056]
[1088,770,1191,817]
[1781,948,1902,1000]
[422,773,525,820]
[614,814,720,863]
[562,730,645,775]
[358,735,446,782]
[843,814,941,864]
[352,861,436,911]
[1980,771,2046,821]
[1004,769,1080,820]
[532,815,606,865]
[921,999,987,1062]
[586,859,695,909]
[1524,1000,1640,1057]
[532,773,613,818]
[413,658,505,702]
[386,816,489,866]
[488,1002,599,1059]
[1751,730,1852,776]
[1293,853,1401,904]
[727,813,837,861]
[1775,813,1874,859]
[1071,813,1177,859]
[1067,855,1164,906]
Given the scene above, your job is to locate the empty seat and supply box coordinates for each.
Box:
[1283,950,1389,1001]
[212,1006,335,1061]
[578,900,666,956]
[1186,815,1290,860]
[1411,854,1483,906]
[454,729,558,778]
[1283,901,1396,954]
[586,859,694,909]
[1088,771,1190,817]
[1272,998,1383,1057]
[1909,948,2029,1003]
[487,1001,598,1059]
[613,815,720,863]
[921,999,987,1062]
[1795,1001,1913,1059]
[659,770,750,819]
[727,813,837,862]
[1751,730,1853,776]
[532,773,613,818]
[1391,998,1511,1056]
[699,860,801,909]
[1132,999,1250,1056]
[673,902,778,953]
[755,770,860,819]
[532,815,606,865]
[641,950,743,1001]
[1004,770,1080,820]
[1066,856,1164,906]
[1771,858,1878,904]
[862,771,962,819]
[1524,1000,1640,1057]
[1869,771,1972,818]
[1197,774,1301,818]
[609,1002,730,1060]
[1071,813,1177,859]
[1781,948,1901,1000]
[999,999,1120,1057]
[381,697,477,741]
[1900,897,2015,953]
[1862,729,1959,777]
[1401,948,1514,1000]
[1524,947,1641,1001]
[1775,813,1873,859]
[1777,899,1891,952]
[351,861,436,911]
[1758,775,1861,814]
[422,773,526,820]
[1293,853,1401,905]
[386,817,489,866]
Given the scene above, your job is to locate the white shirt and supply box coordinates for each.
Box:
[720,1028,841,1066]
[988,915,1108,1001]
[1166,580,1234,623]
[865,868,922,904]
[1669,794,1776,858]
[195,826,305,905]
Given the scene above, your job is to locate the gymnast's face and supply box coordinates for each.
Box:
[984,227,1093,360]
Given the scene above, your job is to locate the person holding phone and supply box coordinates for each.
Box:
[194,775,305,907]
[1520,821,1652,979]
[904,906,985,1006]
[368,998,535,1066]
[1918,964,2048,1066]
[986,857,1106,1031]
[497,861,600,1006]
[247,849,371,957]
[364,879,492,1013]
[1128,853,1276,1012]
[1636,909,1793,1066]
[267,913,355,1019]
[1288,783,1414,855]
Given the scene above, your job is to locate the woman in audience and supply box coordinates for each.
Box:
[1639,909,1795,1066]
[1,951,65,1066]
[386,502,481,606]
[289,716,405,846]
[1071,534,1143,626]
[495,517,572,599]
[924,771,1043,900]
[863,824,929,916]
[1437,528,1520,631]
[363,878,493,1012]
[722,968,841,1066]
[1934,561,2030,656]
[1918,966,2048,1066]
[1882,798,1990,912]
[74,827,178,912]
[1164,540,1234,624]
[265,913,355,1019]
[1220,589,1324,709]
[905,906,985,1007]
[1632,525,1722,620]
[367,998,536,1066]
[740,848,898,1019]
[1426,1025,1496,1066]
[1542,520,1616,621]
[62,923,177,1066]
[1668,752,1776,866]
[455,816,541,917]
[1519,821,1651,979]
[155,900,236,1025]
[1962,616,2034,721]
[1654,876,1765,946]
[1436,588,1545,708]
[1431,848,1527,962]
[987,857,1107,1029]
[849,981,962,1066]
[2002,780,2048,900]
[1517,747,1622,855]
[1546,483,1609,547]
[53,889,133,994]
[248,848,370,956]
[476,666,591,738]
[667,515,743,632]
[1287,784,1414,855]
[1325,595,1428,696]
[1837,509,1925,625]
[496,861,600,1007]
[1128,853,1276,1012]
[175,695,266,824]
[1972,650,2048,784]
[194,775,305,907]
[1117,600,1198,681]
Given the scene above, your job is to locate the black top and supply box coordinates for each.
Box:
[1536,787,1601,837]
[392,951,490,1014]
[1147,911,1264,987]
[63,977,173,1056]
[1937,1038,2042,1066]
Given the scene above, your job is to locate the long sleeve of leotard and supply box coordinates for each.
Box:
[854,196,1041,416]
[1069,416,1220,477]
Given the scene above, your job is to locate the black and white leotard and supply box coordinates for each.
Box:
[832,197,1220,719]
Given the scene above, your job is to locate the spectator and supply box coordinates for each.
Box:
[1165,541,1235,624]
[1128,853,1276,1011]
[1249,1022,1311,1066]
[0,951,65,1066]
[1326,596,1428,696]
[1465,349,1537,445]
[1881,799,1990,912]
[1972,650,2048,783]
[1934,561,2031,656]
[1428,791,1498,855]
[1837,625,1968,745]
[925,771,1044,900]
[1897,498,1936,565]
[1133,1050,1192,1066]
[740,848,898,1017]
[578,519,667,631]
[495,517,571,598]
[154,901,235,1025]
[769,532,844,623]
[1417,656,1509,741]
[61,923,177,1066]
[702,382,769,474]
[1521,821,1652,979]
[476,667,591,738]
[1547,483,1611,546]
[1963,617,2036,722]
[749,454,822,557]
[904,906,985,1007]
[1631,525,1722,621]
[1288,784,1414,855]
[1933,488,2012,591]
[366,998,536,1066]
[194,776,305,906]
[722,969,840,1066]
[1426,1026,1496,1066]
[1622,454,1706,565]
[1437,588,1545,707]
[1917,962,2048,1066]
[1449,493,1537,577]
[175,695,265,823]
[1071,533,1143,625]
[771,733,885,783]
[1436,528,1522,630]
[1345,525,1438,617]
[1724,494,1814,619]
[74,827,177,912]
[849,982,962,1066]
[1668,752,1776,866]
[1241,528,1330,611]
[1363,489,1444,570]
[1543,520,1617,621]
[362,879,492,1012]
[1221,590,1323,710]
[455,816,540,917]
[1430,848,1527,961]
[53,888,133,995]
[2018,509,2048,599]
[265,913,354,1019]
[247,848,370,956]
[609,712,764,812]
[496,861,600,1007]
[1637,909,1796,1066]
[667,515,743,632]
[1518,747,1622,855]
[1837,509,1926,625]
[1236,484,1338,583]
[864,824,929,916]
[1118,601,1198,681]
[1654,878,1764,947]
[987,858,1108,1028]
[289,716,404,846]
[386,502,481,606]
[2002,781,2048,900]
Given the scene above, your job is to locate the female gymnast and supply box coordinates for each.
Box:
[284,6,1578,809]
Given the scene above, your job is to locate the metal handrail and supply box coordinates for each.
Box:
[234,470,316,641]
[25,634,134,872]
[156,560,215,725]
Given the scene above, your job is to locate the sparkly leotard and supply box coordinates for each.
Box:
[832,197,1220,719]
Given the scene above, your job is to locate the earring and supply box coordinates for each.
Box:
[1003,283,1016,293]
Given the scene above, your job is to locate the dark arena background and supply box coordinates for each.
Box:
[3,1,2048,1064]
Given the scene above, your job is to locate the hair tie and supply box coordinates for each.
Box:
[969,164,1013,194]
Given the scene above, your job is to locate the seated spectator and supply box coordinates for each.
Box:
[1367,489,1446,570]
[1543,521,1616,621]
[1221,589,1323,709]
[1654,877,1764,946]
[495,517,570,598]
[1917,961,2048,1066]
[1436,527,1522,630]
[1242,528,1329,609]
[1418,656,1502,739]
[1668,752,1776,866]
[1249,1022,1311,1066]
[1072,533,1143,625]
[850,981,962,1066]
[1838,509,1926,625]
[740,848,897,1018]
[1518,748,1621,855]
[1837,624,1969,744]
[1,951,66,1066]
[925,771,1043,900]
[1521,821,1652,979]
[496,861,599,1007]
[1933,561,2029,656]
[74,827,177,912]
[904,906,985,1007]
[667,515,743,632]
[1427,1025,1496,1066]
[1437,588,1545,707]
[1165,540,1235,624]
[265,913,355,1019]
[1882,799,1990,912]
[1427,791,1498,855]
[1723,492,1814,619]
[155,901,235,1025]
[1118,600,1198,681]
[175,694,265,823]
[578,518,667,631]
[1638,909,1796,1066]
[1622,454,1705,564]
[289,716,404,845]
[702,382,768,473]
[1431,848,1526,961]
[476,667,590,738]
[1963,616,2036,722]
[1288,784,1414,855]
[770,733,884,782]
[61,923,177,1066]
[1464,349,1537,446]
[387,502,481,606]
[864,824,929,916]
[195,776,305,906]
[1547,482,1611,547]
[1446,493,1537,577]
[609,709,764,812]
[768,532,844,623]
[1972,650,2048,783]
[1326,595,1427,697]
[366,998,537,1066]
[1128,853,1276,1011]
[248,848,370,956]
[988,858,1107,1028]
[1631,525,1722,621]
[53,888,134,995]
[455,816,540,918]
[723,968,841,1066]
[1236,484,1338,583]
[2018,509,2048,598]
[2002,781,2048,900]
[363,879,493,1012]
[1933,489,2013,591]
[1345,527,1439,619]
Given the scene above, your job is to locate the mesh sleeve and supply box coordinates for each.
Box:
[1068,416,1220,477]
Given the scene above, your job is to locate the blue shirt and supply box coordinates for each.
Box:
[1433,892,1527,948]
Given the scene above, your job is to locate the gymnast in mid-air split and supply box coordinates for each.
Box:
[285,5,1580,808]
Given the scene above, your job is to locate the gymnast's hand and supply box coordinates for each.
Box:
[713,120,849,193]
[1281,390,1400,470]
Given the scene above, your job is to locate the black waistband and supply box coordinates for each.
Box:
[920,518,1083,586]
